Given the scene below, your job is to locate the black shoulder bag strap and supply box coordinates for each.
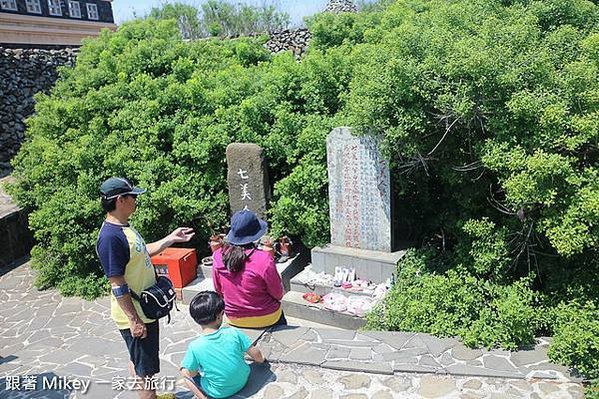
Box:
[129,266,180,324]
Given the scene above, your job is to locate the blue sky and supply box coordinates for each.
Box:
[112,1,343,26]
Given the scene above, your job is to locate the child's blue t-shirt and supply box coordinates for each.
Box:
[181,327,253,398]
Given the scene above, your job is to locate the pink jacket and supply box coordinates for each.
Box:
[212,248,284,319]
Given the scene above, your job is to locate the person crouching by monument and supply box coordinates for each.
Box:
[180,291,265,399]
[212,209,287,328]
[96,177,195,399]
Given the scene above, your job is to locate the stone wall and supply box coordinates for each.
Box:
[325,0,359,13]
[264,28,311,58]
[0,47,77,173]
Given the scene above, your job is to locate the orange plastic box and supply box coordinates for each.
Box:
[151,247,198,289]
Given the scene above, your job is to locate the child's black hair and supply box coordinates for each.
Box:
[189,291,225,325]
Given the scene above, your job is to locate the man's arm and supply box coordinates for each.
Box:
[146,227,195,257]
[108,276,147,339]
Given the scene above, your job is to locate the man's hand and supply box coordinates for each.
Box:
[147,227,196,257]
[130,317,147,339]
[168,227,195,244]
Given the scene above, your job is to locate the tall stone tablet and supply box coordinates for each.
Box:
[327,127,392,252]
[226,143,270,220]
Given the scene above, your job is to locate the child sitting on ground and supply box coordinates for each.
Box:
[180,291,264,399]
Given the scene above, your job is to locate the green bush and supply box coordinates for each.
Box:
[548,301,599,380]
[463,278,539,350]
[366,250,539,350]
[587,381,599,399]
[147,1,290,39]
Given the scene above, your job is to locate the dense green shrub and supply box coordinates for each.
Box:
[366,250,539,350]
[548,301,599,380]
[340,0,598,264]
[336,0,597,373]
[587,381,599,399]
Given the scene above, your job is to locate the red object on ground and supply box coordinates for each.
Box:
[302,292,322,304]
[151,247,198,288]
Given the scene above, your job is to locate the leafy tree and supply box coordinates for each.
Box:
[148,3,203,39]
[148,1,290,39]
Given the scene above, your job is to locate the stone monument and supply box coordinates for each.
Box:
[311,128,405,283]
[225,143,270,220]
[327,127,392,252]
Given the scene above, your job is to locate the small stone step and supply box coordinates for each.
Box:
[0,176,34,268]
[281,291,367,330]
[181,276,215,304]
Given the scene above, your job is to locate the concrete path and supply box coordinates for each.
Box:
[0,262,585,398]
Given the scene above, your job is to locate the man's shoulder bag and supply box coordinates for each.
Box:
[130,275,178,324]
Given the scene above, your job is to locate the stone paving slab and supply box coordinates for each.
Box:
[260,326,580,383]
[0,262,586,399]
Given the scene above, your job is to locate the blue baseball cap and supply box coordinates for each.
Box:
[100,177,146,200]
[226,210,268,246]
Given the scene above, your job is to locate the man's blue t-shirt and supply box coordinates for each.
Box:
[181,327,253,398]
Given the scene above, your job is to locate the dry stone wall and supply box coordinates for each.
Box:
[264,28,311,58]
[325,0,359,13]
[0,47,77,172]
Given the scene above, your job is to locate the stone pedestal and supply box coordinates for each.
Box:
[311,245,405,284]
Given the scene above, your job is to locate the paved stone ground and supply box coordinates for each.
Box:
[0,263,585,399]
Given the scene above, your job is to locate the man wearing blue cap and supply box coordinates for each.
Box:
[96,177,194,399]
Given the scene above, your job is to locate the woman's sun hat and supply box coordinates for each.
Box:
[226,210,268,246]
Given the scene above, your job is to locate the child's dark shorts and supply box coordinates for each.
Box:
[119,321,160,377]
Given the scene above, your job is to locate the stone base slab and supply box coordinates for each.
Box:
[311,245,405,284]
[281,291,366,330]
[181,276,215,304]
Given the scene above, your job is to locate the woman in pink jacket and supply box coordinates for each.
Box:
[212,210,286,328]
